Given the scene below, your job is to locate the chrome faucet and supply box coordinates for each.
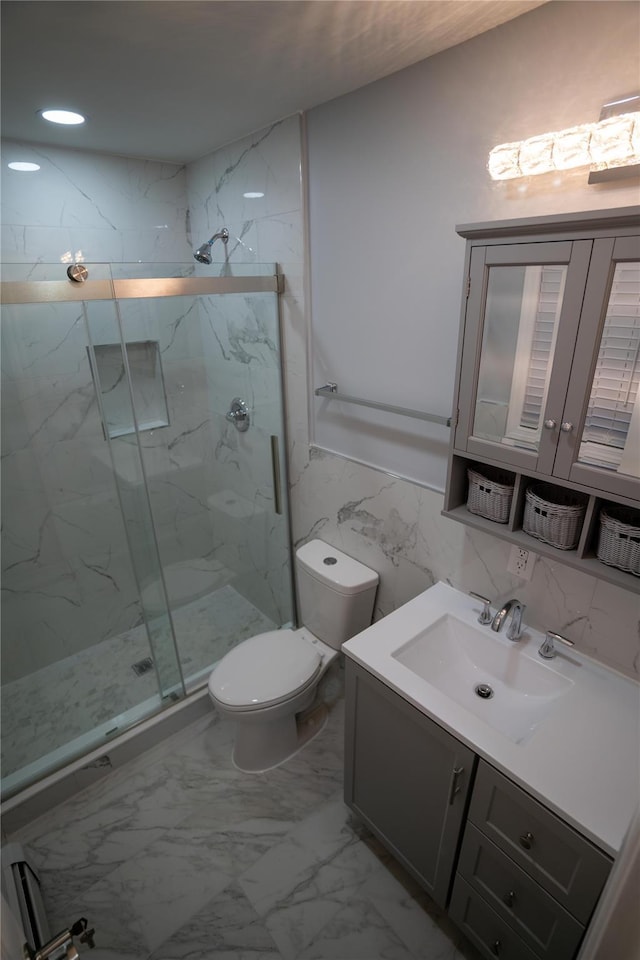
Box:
[491,599,526,641]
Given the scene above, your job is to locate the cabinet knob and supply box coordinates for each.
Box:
[519,831,534,850]
[491,939,502,956]
[543,419,557,430]
[561,421,574,433]
[503,890,516,908]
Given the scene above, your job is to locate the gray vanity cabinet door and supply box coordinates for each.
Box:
[344,659,476,908]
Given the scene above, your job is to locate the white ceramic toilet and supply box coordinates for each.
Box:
[208,539,378,772]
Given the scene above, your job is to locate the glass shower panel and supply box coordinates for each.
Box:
[83,297,186,703]
[0,290,168,795]
[114,268,294,688]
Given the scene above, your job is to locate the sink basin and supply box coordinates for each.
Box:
[392,613,573,743]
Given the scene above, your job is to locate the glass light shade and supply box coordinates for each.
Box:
[488,111,640,180]
[517,134,555,176]
[487,142,522,180]
[552,124,592,170]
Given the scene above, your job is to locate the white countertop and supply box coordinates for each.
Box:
[343,582,640,857]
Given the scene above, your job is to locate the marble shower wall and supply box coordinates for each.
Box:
[1,142,194,682]
[1,139,192,264]
[185,115,304,624]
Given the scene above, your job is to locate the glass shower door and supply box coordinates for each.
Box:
[111,262,295,688]
[0,264,183,797]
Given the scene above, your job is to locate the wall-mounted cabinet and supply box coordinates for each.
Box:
[444,208,640,592]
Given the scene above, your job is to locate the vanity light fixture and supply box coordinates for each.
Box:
[7,161,40,171]
[488,101,640,181]
[40,109,85,125]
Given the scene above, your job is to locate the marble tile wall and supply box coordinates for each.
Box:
[1,140,192,264]
[289,448,640,680]
[1,143,198,683]
[185,115,304,624]
[1,132,298,686]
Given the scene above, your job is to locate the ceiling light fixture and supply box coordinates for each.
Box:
[488,107,640,181]
[243,192,265,198]
[40,109,85,126]
[8,161,40,172]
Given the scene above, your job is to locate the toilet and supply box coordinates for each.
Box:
[208,539,378,772]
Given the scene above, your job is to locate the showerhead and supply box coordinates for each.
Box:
[194,227,229,264]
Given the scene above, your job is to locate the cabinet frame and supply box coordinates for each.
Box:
[445,207,640,593]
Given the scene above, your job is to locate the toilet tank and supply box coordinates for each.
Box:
[295,540,378,649]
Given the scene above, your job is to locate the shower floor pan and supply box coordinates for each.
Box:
[1,584,278,792]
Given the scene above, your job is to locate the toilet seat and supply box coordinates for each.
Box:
[209,629,323,711]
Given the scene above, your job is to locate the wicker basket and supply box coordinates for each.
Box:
[523,484,587,550]
[597,506,640,576]
[467,466,514,524]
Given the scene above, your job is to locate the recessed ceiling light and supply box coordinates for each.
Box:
[40,109,85,126]
[8,161,40,172]
[243,191,265,199]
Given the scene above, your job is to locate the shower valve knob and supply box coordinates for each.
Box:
[226,397,250,432]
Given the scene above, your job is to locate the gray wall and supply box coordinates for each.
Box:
[293,0,640,680]
[307,0,640,490]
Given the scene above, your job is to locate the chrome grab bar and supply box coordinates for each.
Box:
[314,382,452,427]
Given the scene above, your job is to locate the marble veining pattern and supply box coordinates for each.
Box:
[1,585,278,780]
[12,703,481,960]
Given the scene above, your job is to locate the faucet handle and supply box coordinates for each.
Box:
[539,630,575,659]
[469,592,492,625]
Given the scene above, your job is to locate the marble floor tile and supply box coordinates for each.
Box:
[12,700,481,960]
[1,584,277,780]
[149,882,281,959]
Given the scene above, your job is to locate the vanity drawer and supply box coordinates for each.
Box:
[458,823,584,958]
[450,875,539,960]
[469,762,611,923]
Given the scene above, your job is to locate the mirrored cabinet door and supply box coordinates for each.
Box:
[556,235,640,500]
[456,240,592,473]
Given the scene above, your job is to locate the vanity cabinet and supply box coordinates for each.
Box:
[343,659,475,908]
[344,658,613,960]
[444,207,640,591]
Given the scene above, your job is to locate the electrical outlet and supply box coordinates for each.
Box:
[508,545,537,580]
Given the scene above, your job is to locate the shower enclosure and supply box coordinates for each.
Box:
[0,261,294,799]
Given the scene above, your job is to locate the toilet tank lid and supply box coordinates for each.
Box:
[296,540,379,595]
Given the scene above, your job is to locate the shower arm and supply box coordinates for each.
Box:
[205,228,229,247]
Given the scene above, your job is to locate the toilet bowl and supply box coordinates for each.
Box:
[208,540,378,772]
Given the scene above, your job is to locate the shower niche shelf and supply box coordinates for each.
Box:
[89,339,170,439]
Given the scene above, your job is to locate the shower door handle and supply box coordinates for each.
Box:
[270,435,283,515]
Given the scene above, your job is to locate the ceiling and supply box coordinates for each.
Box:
[1,0,546,165]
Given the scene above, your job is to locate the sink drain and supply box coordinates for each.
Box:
[475,683,494,700]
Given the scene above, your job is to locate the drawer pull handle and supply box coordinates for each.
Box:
[491,939,502,956]
[519,831,534,850]
[448,765,464,805]
[503,890,516,908]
